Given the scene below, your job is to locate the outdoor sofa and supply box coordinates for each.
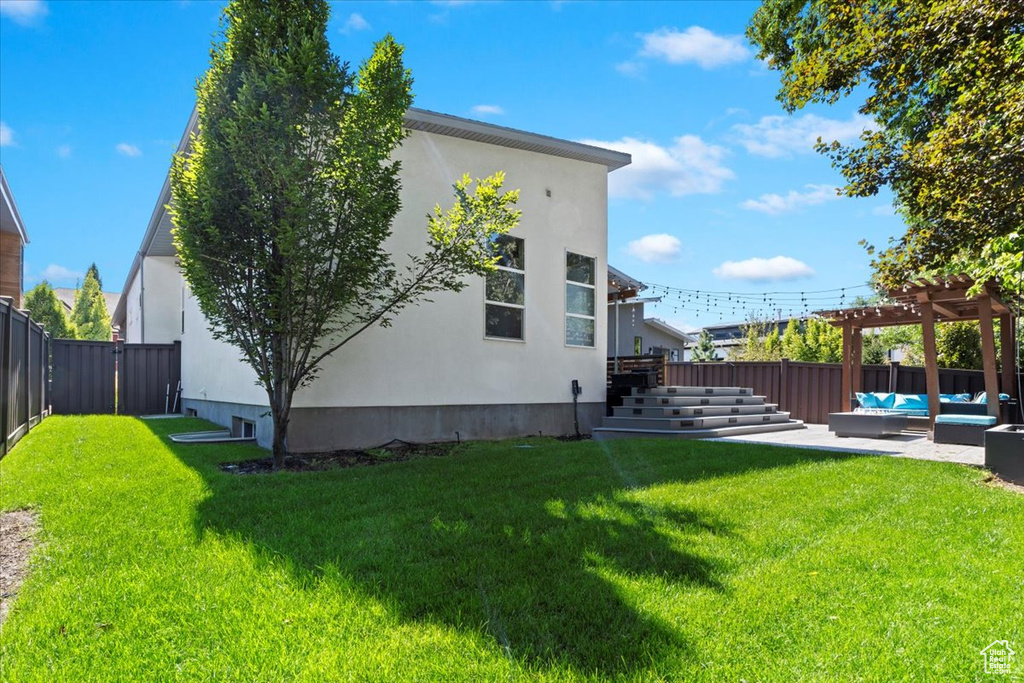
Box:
[829,392,1007,439]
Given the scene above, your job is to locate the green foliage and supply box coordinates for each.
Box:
[935,322,983,370]
[748,0,1024,289]
[735,318,843,363]
[862,332,889,365]
[946,231,1024,305]
[170,0,520,463]
[731,319,783,361]
[85,262,103,290]
[690,329,718,362]
[70,268,111,341]
[23,281,77,339]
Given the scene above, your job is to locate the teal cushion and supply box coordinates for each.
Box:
[894,394,928,412]
[856,392,880,409]
[874,392,896,410]
[934,414,997,426]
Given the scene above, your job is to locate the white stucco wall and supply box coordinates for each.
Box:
[124,271,142,343]
[178,128,609,409]
[141,256,182,344]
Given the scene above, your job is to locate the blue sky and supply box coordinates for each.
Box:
[0,0,899,330]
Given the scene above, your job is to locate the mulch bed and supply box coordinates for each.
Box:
[1,509,40,626]
[220,439,458,474]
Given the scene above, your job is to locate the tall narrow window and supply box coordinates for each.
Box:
[485,235,525,340]
[565,252,595,347]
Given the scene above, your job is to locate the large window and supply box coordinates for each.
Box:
[565,251,595,347]
[485,235,525,340]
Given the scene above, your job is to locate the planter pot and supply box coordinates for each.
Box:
[985,425,1024,485]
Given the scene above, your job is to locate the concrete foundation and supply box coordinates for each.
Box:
[181,398,604,451]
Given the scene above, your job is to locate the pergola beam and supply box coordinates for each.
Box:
[978,296,1001,419]
[920,301,941,433]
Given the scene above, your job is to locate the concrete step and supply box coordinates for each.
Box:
[593,420,806,441]
[631,386,753,397]
[623,395,767,408]
[602,412,793,431]
[614,404,779,418]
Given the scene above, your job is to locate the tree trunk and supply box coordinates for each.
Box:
[268,380,293,470]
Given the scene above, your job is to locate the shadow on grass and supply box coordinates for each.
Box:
[146,417,861,676]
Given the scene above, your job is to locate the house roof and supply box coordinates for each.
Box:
[113,107,631,327]
[644,317,695,344]
[0,164,29,245]
[53,288,121,317]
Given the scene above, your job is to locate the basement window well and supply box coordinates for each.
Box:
[232,417,256,439]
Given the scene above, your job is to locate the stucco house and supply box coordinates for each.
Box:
[607,265,694,362]
[0,165,29,308]
[112,108,630,450]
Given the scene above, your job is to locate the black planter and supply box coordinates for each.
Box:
[985,425,1024,485]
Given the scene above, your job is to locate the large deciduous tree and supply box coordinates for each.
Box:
[748,0,1024,291]
[170,0,520,467]
[24,281,76,339]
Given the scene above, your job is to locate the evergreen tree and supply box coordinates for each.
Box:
[780,319,807,361]
[23,281,77,339]
[71,268,111,341]
[85,262,103,290]
[690,329,718,362]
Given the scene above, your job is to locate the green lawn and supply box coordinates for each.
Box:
[1,416,1021,681]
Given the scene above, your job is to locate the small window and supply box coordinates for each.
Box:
[565,252,596,347]
[485,235,525,340]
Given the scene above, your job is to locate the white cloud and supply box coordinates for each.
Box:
[741,184,840,215]
[0,0,48,25]
[0,121,12,146]
[56,144,72,158]
[615,61,644,78]
[471,104,504,116]
[340,12,370,34]
[626,233,683,264]
[637,27,749,69]
[714,256,815,282]
[40,264,84,284]
[732,113,874,158]
[116,142,142,157]
[577,135,734,200]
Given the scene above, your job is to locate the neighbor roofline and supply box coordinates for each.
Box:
[0,164,29,244]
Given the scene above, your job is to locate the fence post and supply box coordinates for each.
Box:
[889,361,899,393]
[780,358,789,411]
[1,299,10,455]
[24,310,32,433]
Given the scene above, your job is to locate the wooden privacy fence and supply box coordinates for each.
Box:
[1,297,50,457]
[50,339,181,416]
[662,360,1023,425]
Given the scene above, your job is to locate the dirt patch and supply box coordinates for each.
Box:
[220,439,459,474]
[983,474,1024,495]
[1,509,40,626]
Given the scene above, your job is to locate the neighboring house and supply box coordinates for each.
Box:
[0,165,29,308]
[53,288,122,341]
[112,107,630,450]
[607,265,694,361]
[693,317,805,360]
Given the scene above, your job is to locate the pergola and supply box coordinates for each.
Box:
[817,275,1018,430]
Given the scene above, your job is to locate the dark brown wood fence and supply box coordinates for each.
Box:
[51,340,182,416]
[118,342,181,416]
[51,339,117,415]
[661,360,1022,425]
[1,297,50,457]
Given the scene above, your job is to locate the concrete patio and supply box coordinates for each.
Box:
[711,423,985,466]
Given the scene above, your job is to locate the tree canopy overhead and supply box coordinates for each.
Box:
[171,0,520,466]
[748,0,1024,291]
